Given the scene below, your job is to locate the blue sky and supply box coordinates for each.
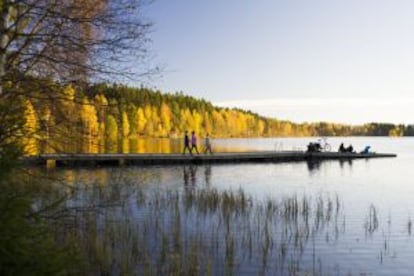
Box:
[143,0,414,125]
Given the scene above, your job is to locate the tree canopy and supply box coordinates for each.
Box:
[11,82,411,154]
[0,0,153,95]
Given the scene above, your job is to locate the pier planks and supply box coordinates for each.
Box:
[22,151,397,167]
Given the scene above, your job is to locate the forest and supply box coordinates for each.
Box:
[20,82,413,155]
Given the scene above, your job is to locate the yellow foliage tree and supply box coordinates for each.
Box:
[23,100,39,155]
[121,111,130,138]
[105,115,118,152]
[257,120,265,136]
[80,97,99,152]
[192,110,202,135]
[389,127,403,137]
[94,94,108,152]
[136,107,147,135]
[180,108,192,132]
[281,122,292,136]
[39,106,54,153]
[160,102,172,136]
[151,106,161,136]
[60,85,76,111]
[203,112,213,135]
[212,110,226,136]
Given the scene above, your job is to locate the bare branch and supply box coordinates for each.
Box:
[1,0,154,95]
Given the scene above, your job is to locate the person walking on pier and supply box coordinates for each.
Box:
[190,131,200,154]
[182,130,192,155]
[204,133,213,154]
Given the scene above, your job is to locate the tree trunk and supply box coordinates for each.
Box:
[0,1,12,95]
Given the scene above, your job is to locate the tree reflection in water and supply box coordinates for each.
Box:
[37,166,411,275]
[64,184,346,274]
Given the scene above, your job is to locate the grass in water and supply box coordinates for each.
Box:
[69,187,347,275]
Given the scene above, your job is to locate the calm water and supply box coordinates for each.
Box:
[47,137,414,275]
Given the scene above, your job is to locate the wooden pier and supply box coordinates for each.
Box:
[22,151,397,167]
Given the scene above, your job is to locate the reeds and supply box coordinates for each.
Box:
[25,167,414,275]
[67,187,348,275]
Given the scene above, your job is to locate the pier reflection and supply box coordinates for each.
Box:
[183,165,197,187]
[339,159,353,169]
[306,160,322,172]
[204,165,212,186]
[306,159,354,174]
[183,165,212,188]
[35,162,411,275]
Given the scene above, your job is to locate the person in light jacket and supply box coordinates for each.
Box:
[204,133,213,154]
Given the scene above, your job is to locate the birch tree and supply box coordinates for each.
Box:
[0,0,153,96]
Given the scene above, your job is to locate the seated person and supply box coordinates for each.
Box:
[338,143,346,153]
[345,145,354,153]
[360,146,371,154]
[307,142,322,153]
[307,143,314,152]
[314,143,322,152]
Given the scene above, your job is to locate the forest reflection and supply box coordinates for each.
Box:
[57,137,254,154]
[32,165,412,275]
[42,167,345,275]
[72,188,344,274]
[105,138,180,154]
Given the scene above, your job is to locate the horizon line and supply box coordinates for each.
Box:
[214,97,414,125]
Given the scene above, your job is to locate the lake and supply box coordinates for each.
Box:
[44,137,414,275]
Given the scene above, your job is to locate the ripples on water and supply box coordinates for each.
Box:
[44,137,414,275]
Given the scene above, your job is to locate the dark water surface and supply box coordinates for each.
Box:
[46,137,414,275]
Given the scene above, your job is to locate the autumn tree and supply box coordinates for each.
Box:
[203,112,213,135]
[80,97,99,152]
[211,110,225,136]
[0,1,156,273]
[94,93,108,152]
[38,105,53,153]
[136,107,147,135]
[389,126,404,137]
[1,0,154,154]
[121,111,130,138]
[22,99,38,155]
[0,0,153,94]
[105,114,118,152]
[160,102,172,136]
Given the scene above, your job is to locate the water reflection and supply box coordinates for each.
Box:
[339,159,353,169]
[32,164,414,275]
[53,137,183,154]
[307,160,322,172]
[28,137,414,274]
[183,165,197,187]
[120,138,181,153]
[183,165,212,188]
[69,186,346,275]
[306,159,354,172]
[306,159,355,176]
[204,165,212,187]
[62,137,263,154]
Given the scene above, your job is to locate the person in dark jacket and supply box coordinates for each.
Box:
[182,130,192,154]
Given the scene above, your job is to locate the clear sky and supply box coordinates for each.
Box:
[143,0,414,125]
